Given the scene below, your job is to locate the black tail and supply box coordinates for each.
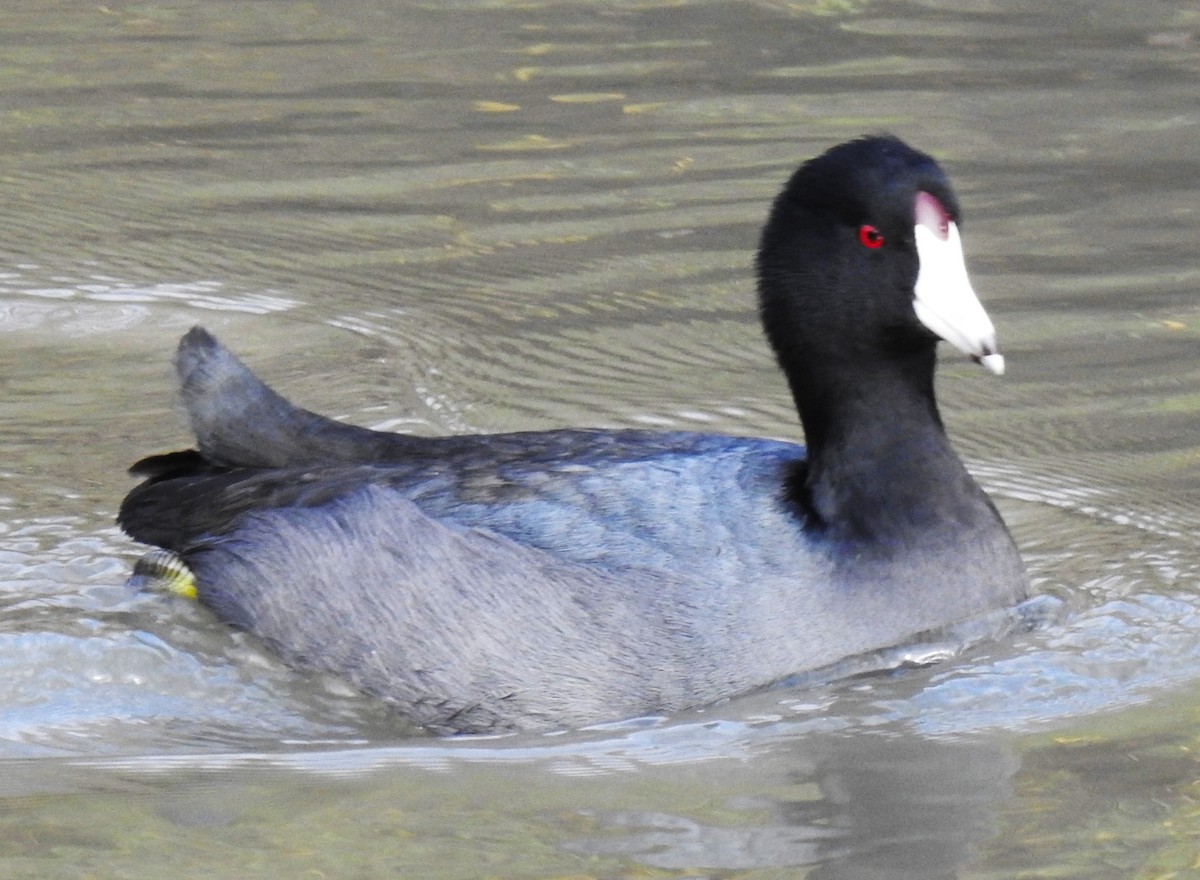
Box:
[176,326,423,469]
[118,326,433,549]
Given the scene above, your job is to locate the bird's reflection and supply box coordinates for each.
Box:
[569,730,1018,877]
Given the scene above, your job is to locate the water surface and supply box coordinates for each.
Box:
[3,1,1200,876]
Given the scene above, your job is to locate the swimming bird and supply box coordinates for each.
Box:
[119,136,1028,734]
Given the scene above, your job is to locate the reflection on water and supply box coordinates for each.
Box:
[563,743,1013,879]
[3,0,1200,876]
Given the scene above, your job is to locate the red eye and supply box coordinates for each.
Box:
[858,225,885,249]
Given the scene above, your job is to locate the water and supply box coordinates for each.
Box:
[2,0,1200,876]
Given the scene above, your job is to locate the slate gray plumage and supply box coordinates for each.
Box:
[120,136,1028,734]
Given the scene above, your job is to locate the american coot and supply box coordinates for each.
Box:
[119,136,1027,734]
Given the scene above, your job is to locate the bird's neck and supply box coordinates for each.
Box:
[786,348,989,545]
